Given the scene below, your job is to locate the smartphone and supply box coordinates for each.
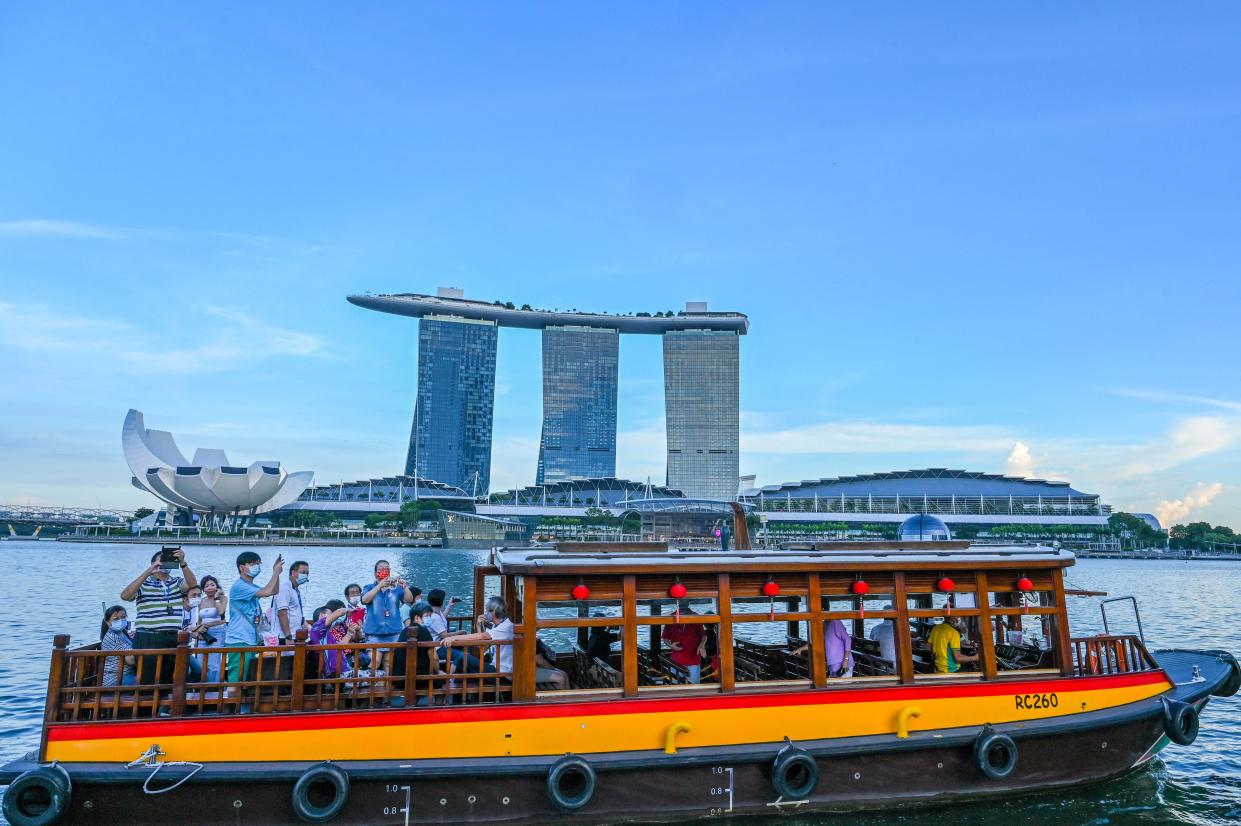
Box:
[348,608,366,626]
[159,548,179,571]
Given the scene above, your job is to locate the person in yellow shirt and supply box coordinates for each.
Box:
[928,617,979,673]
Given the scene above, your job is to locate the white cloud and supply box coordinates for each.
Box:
[0,301,328,373]
[1120,416,1239,478]
[1005,442,1034,477]
[0,219,128,240]
[741,420,1016,455]
[1155,482,1224,527]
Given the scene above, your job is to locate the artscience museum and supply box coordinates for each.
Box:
[123,409,313,528]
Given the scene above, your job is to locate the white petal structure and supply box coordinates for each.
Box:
[123,409,313,516]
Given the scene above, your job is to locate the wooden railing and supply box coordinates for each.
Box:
[1070,634,1158,676]
[46,627,517,723]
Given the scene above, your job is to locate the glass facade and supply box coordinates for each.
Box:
[537,326,619,484]
[663,330,739,500]
[405,315,498,495]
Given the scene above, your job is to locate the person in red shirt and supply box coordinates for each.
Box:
[661,605,706,683]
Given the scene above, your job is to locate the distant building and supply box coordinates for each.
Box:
[350,289,748,498]
[1132,513,1162,531]
[406,314,498,495]
[538,326,619,484]
[664,330,740,499]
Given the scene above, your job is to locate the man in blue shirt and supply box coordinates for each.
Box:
[361,559,414,674]
[224,551,284,684]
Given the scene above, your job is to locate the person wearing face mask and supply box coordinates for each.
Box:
[224,551,284,684]
[272,560,310,645]
[361,560,414,675]
[119,547,198,684]
[179,587,205,682]
[308,601,354,678]
[100,605,137,688]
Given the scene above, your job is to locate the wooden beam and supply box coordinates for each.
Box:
[893,573,915,685]
[622,575,638,697]
[1051,569,1075,677]
[974,572,997,680]
[41,634,69,760]
[808,574,827,688]
[513,576,537,701]
[717,574,735,692]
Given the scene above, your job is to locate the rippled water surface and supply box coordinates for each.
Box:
[0,543,1237,824]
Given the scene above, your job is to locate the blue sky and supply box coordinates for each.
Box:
[2,4,1239,528]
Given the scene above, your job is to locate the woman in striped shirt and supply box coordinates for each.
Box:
[99,605,136,688]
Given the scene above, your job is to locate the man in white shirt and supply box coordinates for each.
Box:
[869,603,897,666]
[272,560,309,644]
[445,596,512,675]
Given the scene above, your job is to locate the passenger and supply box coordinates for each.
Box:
[361,560,415,673]
[586,615,618,662]
[869,604,898,665]
[272,560,310,645]
[194,575,227,683]
[391,602,443,705]
[792,618,854,677]
[99,606,136,688]
[661,603,706,683]
[196,575,228,645]
[308,601,352,678]
[444,596,510,676]
[928,616,980,674]
[119,547,198,684]
[224,552,284,684]
[179,586,204,682]
[426,589,481,675]
[535,639,570,690]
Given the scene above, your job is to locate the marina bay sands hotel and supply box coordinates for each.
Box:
[348,289,748,500]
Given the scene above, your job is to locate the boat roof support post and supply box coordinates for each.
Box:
[1051,569,1075,677]
[808,573,828,689]
[513,576,536,701]
[893,574,915,685]
[974,572,998,681]
[622,575,638,698]
[717,573,735,692]
[729,501,751,550]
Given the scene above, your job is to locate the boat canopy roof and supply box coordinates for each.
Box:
[491,541,1076,576]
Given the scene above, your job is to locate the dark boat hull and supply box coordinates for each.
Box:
[2,710,1179,825]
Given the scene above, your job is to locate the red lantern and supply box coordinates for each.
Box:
[851,580,870,596]
[571,583,590,601]
[669,582,688,599]
[936,577,955,592]
[761,581,781,597]
[1016,577,1034,592]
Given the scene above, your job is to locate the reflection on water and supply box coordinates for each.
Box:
[0,544,1237,825]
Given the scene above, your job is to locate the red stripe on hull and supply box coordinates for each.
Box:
[47,670,1167,742]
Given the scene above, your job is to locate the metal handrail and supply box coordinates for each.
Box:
[1101,595,1145,642]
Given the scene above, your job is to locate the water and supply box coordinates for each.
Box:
[0,543,1237,824]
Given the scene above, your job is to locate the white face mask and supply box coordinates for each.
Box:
[187,596,202,608]
[347,596,361,607]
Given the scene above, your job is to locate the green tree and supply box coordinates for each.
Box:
[131,507,155,521]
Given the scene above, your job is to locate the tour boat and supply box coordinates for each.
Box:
[2,510,1238,825]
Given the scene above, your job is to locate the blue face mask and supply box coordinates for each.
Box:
[246,563,262,577]
[297,574,309,586]
[110,619,129,632]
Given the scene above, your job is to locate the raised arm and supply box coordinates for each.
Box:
[120,560,160,602]
[173,549,198,592]
[361,580,386,605]
[255,555,285,599]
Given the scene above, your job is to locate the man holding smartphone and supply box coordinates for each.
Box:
[120,547,198,684]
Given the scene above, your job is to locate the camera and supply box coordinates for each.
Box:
[159,547,180,571]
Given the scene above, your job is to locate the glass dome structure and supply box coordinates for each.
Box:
[897,513,952,541]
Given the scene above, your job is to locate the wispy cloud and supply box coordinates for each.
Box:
[1111,388,1241,414]
[1155,482,1225,528]
[1119,416,1241,478]
[0,301,330,373]
[0,219,130,240]
[742,420,1016,455]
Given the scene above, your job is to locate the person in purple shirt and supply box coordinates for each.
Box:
[792,619,855,678]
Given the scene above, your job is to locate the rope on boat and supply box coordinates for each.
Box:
[125,744,204,795]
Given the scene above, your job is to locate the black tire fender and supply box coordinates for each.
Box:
[974,729,1019,780]
[291,762,350,823]
[771,746,819,800]
[2,764,73,826]
[1214,659,1240,699]
[1162,698,1199,746]
[546,755,596,812]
